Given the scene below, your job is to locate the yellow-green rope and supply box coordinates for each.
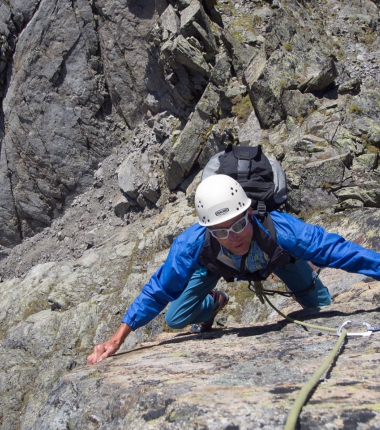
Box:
[261,293,348,430]
[263,293,337,333]
[284,328,347,430]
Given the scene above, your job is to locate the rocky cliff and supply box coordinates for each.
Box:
[0,0,380,429]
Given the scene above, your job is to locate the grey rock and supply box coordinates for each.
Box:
[282,90,319,119]
[162,35,211,77]
[137,194,148,208]
[29,276,380,430]
[338,77,362,95]
[180,0,217,61]
[351,117,380,144]
[117,146,162,208]
[164,83,220,189]
[112,194,131,219]
[243,49,286,128]
[160,4,180,36]
[220,29,256,79]
[293,134,329,154]
[209,52,233,88]
[244,7,340,128]
[238,110,263,146]
[0,0,119,247]
[335,185,380,208]
[302,59,339,93]
[179,0,191,10]
[287,155,349,213]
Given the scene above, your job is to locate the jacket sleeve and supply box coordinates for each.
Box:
[121,223,206,330]
[270,211,380,280]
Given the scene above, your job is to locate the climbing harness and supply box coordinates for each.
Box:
[247,279,378,430]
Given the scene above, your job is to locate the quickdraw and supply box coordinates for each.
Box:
[337,320,380,336]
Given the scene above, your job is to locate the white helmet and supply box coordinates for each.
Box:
[195,174,251,226]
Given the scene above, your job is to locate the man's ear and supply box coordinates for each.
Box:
[248,206,253,216]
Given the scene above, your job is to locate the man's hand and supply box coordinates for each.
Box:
[86,339,120,364]
[86,323,132,365]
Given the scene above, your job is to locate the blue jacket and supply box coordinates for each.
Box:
[122,211,380,330]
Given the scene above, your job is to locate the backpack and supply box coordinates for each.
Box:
[202,143,287,219]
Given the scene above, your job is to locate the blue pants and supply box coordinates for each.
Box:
[273,258,331,308]
[165,259,331,329]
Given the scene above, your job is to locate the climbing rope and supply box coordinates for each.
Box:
[262,290,336,333]
[284,326,347,430]
[263,293,346,430]
[248,281,377,430]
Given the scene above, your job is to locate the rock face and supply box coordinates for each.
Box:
[23,277,380,430]
[0,0,380,429]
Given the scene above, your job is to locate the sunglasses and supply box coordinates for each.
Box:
[208,211,249,239]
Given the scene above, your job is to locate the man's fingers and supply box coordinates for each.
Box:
[86,344,106,365]
[86,342,118,365]
[98,344,118,361]
[86,324,130,365]
[86,351,101,365]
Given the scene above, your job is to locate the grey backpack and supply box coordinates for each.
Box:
[202,144,287,219]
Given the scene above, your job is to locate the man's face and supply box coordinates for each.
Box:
[210,208,253,256]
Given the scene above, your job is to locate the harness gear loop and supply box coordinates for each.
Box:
[248,281,265,304]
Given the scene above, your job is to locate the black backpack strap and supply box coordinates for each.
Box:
[237,158,250,182]
[251,215,292,274]
[260,212,277,240]
[254,202,267,221]
[232,145,261,185]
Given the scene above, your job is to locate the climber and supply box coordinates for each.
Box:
[87,174,380,364]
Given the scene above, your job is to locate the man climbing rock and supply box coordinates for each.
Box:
[87,175,380,364]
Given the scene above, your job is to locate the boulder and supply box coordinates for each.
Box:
[180,0,217,62]
[117,151,161,207]
[335,186,380,208]
[162,35,211,77]
[163,83,220,189]
[160,4,180,36]
[112,194,131,219]
[293,134,329,154]
[286,155,351,213]
[301,59,339,93]
[282,90,319,119]
[243,49,288,128]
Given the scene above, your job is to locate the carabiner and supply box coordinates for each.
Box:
[363,322,380,333]
[337,320,372,337]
